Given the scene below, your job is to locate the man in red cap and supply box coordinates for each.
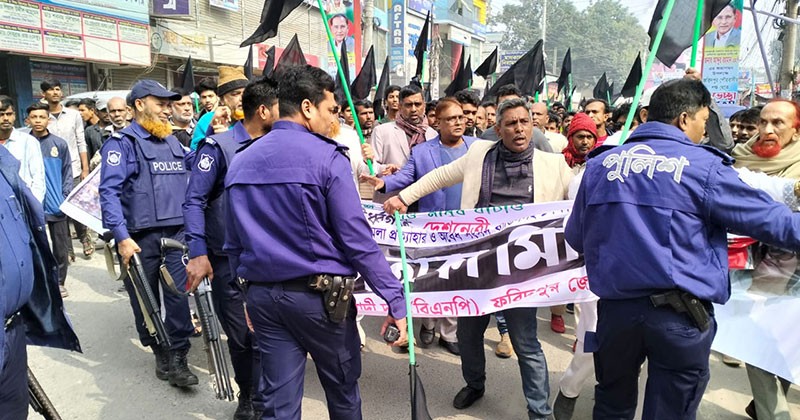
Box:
[562,113,598,170]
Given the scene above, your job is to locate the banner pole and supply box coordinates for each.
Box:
[690,0,704,68]
[620,0,678,145]
[316,0,375,175]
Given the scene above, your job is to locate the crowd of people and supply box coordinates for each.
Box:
[0,61,798,420]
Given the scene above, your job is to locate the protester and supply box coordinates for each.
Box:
[354,99,376,139]
[455,90,482,137]
[730,107,761,144]
[339,99,355,127]
[106,97,129,135]
[195,77,220,116]
[480,84,553,152]
[381,85,401,123]
[79,98,106,161]
[169,88,196,147]
[476,105,487,132]
[0,95,46,203]
[561,111,575,135]
[426,100,439,129]
[482,101,497,128]
[361,98,479,356]
[223,64,408,420]
[546,112,561,133]
[531,102,568,150]
[191,67,249,150]
[583,98,611,146]
[384,98,573,419]
[99,80,198,388]
[561,113,597,171]
[566,78,800,419]
[552,101,566,118]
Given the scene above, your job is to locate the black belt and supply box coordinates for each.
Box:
[242,277,313,293]
[4,312,20,331]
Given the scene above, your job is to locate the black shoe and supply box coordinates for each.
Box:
[553,391,577,420]
[168,348,199,387]
[153,346,169,381]
[438,337,460,355]
[565,303,575,314]
[453,386,484,409]
[234,391,254,420]
[419,325,435,346]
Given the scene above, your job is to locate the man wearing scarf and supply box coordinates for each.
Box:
[384,98,573,419]
[731,99,800,420]
[562,113,598,171]
[370,84,437,203]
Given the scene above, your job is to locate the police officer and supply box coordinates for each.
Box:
[99,80,197,388]
[0,145,80,415]
[183,77,279,419]
[565,78,800,419]
[224,65,408,420]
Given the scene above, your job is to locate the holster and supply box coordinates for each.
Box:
[650,290,711,332]
[308,274,355,323]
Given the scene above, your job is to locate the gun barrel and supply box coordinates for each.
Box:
[130,254,172,348]
[28,367,62,420]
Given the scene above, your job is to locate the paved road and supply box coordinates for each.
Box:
[28,243,800,419]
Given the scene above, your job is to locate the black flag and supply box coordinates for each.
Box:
[274,34,307,75]
[620,53,642,98]
[334,40,351,102]
[648,0,730,67]
[373,57,390,120]
[351,46,376,101]
[444,53,471,96]
[483,42,539,100]
[593,73,610,100]
[263,45,276,78]
[413,11,431,80]
[555,48,571,95]
[515,39,545,96]
[180,56,195,92]
[475,47,498,79]
[244,46,254,80]
[241,0,304,47]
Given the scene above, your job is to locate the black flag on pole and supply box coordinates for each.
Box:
[180,56,195,92]
[241,0,304,47]
[647,0,730,67]
[274,34,307,75]
[244,46,254,80]
[593,72,610,100]
[263,45,276,78]
[555,48,571,95]
[351,46,376,101]
[334,40,351,102]
[373,57,390,120]
[483,41,541,101]
[620,53,642,98]
[413,11,431,80]
[444,53,471,96]
[515,39,545,97]
[474,47,498,79]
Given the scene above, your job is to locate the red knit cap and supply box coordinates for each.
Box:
[567,112,597,141]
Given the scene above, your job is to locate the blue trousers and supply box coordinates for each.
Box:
[457,308,551,419]
[593,297,717,420]
[246,283,362,420]
[0,318,27,420]
[124,226,193,351]
[208,250,264,406]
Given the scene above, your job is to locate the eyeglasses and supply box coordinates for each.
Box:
[442,115,466,124]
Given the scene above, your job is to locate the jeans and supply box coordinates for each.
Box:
[457,307,551,419]
[496,312,508,335]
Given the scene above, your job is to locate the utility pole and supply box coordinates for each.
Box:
[363,0,374,57]
[779,0,798,97]
[541,0,547,46]
[553,47,558,74]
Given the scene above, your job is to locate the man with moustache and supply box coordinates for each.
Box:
[169,88,196,147]
[353,99,375,138]
[106,97,130,135]
[191,66,249,150]
[380,85,401,123]
[732,99,800,420]
[184,78,279,419]
[384,98,573,419]
[99,80,198,388]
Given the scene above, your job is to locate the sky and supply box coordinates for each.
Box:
[487,0,783,71]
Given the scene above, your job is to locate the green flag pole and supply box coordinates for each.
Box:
[690,0,704,68]
[316,0,375,175]
[394,211,417,365]
[567,75,573,112]
[620,0,678,145]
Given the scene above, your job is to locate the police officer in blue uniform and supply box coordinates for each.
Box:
[183,77,279,419]
[565,78,800,419]
[0,145,80,414]
[224,65,408,420]
[99,80,198,388]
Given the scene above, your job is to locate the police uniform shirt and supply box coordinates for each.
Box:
[566,121,800,304]
[99,120,188,243]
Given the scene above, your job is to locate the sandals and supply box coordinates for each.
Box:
[82,237,94,257]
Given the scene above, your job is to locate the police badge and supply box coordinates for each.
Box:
[106,150,121,166]
[197,154,214,172]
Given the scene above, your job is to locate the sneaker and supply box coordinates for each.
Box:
[551,314,566,334]
[495,333,513,358]
[59,285,69,298]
